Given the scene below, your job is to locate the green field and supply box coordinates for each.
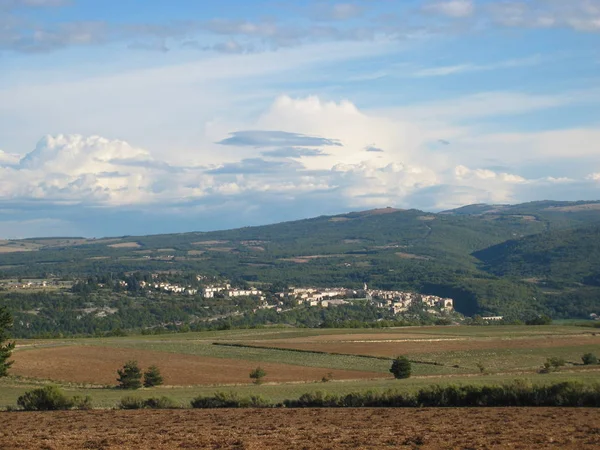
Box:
[2,325,599,409]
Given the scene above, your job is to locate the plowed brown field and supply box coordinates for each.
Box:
[259,334,599,357]
[1,408,599,449]
[11,346,383,385]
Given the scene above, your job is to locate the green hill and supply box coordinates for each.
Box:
[1,201,600,321]
[474,224,600,286]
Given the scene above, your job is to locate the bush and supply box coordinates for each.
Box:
[390,356,412,379]
[540,357,566,373]
[119,396,178,410]
[525,315,552,325]
[249,366,267,385]
[191,392,271,408]
[142,396,178,409]
[582,353,598,365]
[282,381,600,408]
[17,386,74,411]
[117,360,142,389]
[143,365,163,388]
[71,395,93,410]
[119,396,145,410]
[321,372,334,383]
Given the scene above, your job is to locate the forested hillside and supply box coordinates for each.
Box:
[1,201,599,327]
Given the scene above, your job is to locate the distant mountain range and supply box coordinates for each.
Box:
[1,200,599,319]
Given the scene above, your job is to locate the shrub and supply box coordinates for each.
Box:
[248,395,270,408]
[17,386,74,411]
[249,366,267,385]
[119,396,145,410]
[540,357,566,373]
[582,353,598,365]
[321,372,334,383]
[143,365,163,388]
[71,395,93,410]
[117,360,142,389]
[119,396,179,410]
[191,392,271,408]
[525,315,552,325]
[143,396,178,409]
[283,391,339,408]
[390,356,412,379]
[192,391,246,408]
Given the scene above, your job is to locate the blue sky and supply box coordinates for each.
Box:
[1,0,600,237]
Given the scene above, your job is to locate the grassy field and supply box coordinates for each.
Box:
[3,325,600,409]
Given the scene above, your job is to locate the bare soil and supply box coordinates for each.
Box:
[1,408,598,449]
[11,346,381,386]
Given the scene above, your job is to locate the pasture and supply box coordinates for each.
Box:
[2,325,599,409]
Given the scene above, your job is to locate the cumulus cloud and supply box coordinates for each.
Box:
[1,95,599,237]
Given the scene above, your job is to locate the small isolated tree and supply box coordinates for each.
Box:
[143,365,163,388]
[249,366,266,385]
[476,362,486,374]
[582,353,598,365]
[0,307,15,378]
[390,356,412,379]
[117,360,142,389]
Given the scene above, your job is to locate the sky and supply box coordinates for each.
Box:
[1,0,600,238]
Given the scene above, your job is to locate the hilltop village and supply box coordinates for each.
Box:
[2,273,454,323]
[140,278,455,316]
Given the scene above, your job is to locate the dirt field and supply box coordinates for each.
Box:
[1,408,598,449]
[260,334,600,357]
[11,346,383,385]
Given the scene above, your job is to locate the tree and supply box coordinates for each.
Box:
[390,356,412,379]
[476,362,486,374]
[525,315,552,325]
[582,353,598,365]
[249,366,266,385]
[143,365,163,387]
[117,360,142,389]
[0,307,15,378]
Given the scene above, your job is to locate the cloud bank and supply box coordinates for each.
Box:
[1,95,599,236]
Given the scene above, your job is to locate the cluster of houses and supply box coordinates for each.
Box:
[366,285,453,314]
[1,280,54,290]
[201,284,264,300]
[276,287,352,307]
[273,284,454,315]
[138,280,198,295]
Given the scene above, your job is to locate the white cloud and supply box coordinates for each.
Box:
[488,0,600,33]
[423,0,475,18]
[412,55,543,77]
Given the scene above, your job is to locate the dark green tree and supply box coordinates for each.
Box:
[249,366,267,385]
[117,360,143,389]
[0,307,15,377]
[582,353,598,365]
[143,365,164,387]
[390,356,412,379]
